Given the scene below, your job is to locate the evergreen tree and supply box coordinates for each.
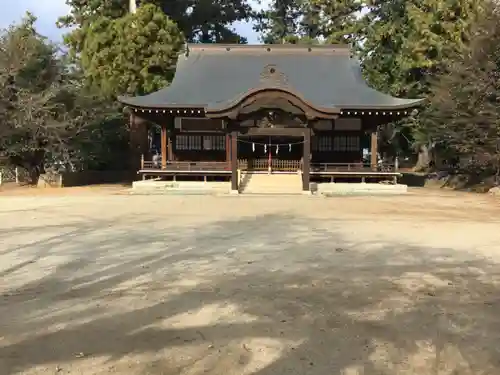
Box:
[78,4,184,98]
[305,0,363,44]
[254,0,303,43]
[359,0,484,167]
[144,0,251,43]
[255,0,362,44]
[426,2,500,176]
[60,0,251,47]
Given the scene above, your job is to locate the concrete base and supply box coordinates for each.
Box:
[315,182,408,196]
[131,180,230,195]
[230,189,240,195]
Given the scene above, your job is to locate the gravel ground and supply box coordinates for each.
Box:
[1,189,500,375]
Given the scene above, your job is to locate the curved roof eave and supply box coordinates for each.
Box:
[344,98,426,110]
[117,94,205,109]
[205,86,340,115]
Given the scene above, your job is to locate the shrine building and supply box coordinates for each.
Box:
[119,44,423,194]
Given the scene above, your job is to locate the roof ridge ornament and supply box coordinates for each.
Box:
[259,64,288,87]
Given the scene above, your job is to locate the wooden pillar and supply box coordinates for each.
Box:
[370,129,378,171]
[160,124,167,169]
[225,133,231,166]
[164,115,175,161]
[167,135,173,161]
[302,127,311,192]
[231,131,238,191]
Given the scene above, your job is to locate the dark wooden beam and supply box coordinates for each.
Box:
[240,127,305,136]
[231,131,239,191]
[302,127,311,192]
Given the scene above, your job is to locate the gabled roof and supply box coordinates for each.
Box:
[118,44,424,113]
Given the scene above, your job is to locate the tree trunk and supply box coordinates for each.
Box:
[28,164,44,185]
[129,0,137,13]
[415,144,431,171]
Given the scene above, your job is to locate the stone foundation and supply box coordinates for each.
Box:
[131,180,230,195]
[314,182,408,196]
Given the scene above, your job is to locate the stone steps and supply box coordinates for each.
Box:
[240,173,304,195]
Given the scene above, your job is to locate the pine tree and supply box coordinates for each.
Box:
[306,0,363,44]
[255,0,362,44]
[254,0,303,43]
[79,4,184,97]
[60,0,252,46]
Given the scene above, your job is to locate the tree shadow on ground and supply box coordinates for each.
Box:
[0,213,499,374]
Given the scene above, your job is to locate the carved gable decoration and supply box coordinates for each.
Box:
[258,116,273,128]
[255,109,303,128]
[239,94,306,117]
[259,64,288,86]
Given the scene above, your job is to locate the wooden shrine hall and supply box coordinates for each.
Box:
[119,44,423,193]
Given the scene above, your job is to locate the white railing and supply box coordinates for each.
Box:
[238,158,301,172]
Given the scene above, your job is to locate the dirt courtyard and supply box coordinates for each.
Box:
[1,189,500,375]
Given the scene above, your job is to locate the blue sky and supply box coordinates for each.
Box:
[0,0,262,43]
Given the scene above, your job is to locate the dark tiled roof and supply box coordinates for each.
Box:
[118,44,424,111]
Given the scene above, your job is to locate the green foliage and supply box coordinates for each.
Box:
[255,0,303,43]
[0,14,120,182]
[79,4,184,98]
[58,0,129,60]
[359,0,484,164]
[72,108,130,171]
[361,0,482,98]
[60,0,251,50]
[425,4,500,173]
[255,0,362,44]
[307,0,363,44]
[142,0,252,43]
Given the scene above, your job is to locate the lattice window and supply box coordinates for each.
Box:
[176,135,202,150]
[202,135,225,151]
[191,135,202,150]
[318,136,332,151]
[333,136,343,151]
[347,136,360,151]
[176,135,189,150]
[333,136,360,151]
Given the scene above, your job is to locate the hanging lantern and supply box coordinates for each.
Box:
[289,143,292,152]
[264,144,267,154]
[276,145,279,155]
[252,142,255,152]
